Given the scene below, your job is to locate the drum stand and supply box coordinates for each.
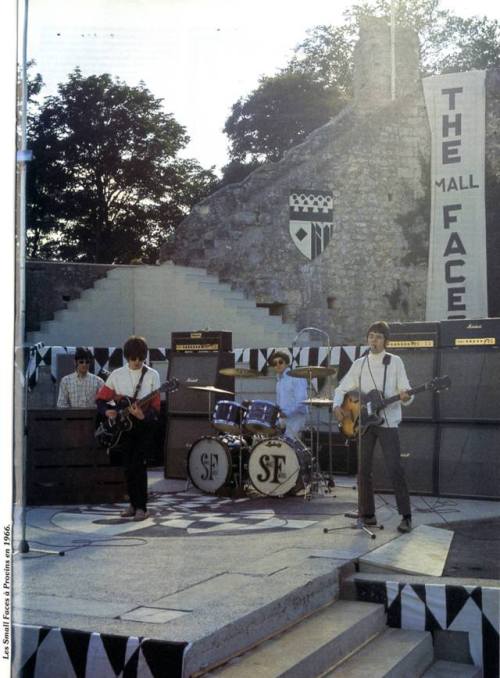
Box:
[291,330,337,498]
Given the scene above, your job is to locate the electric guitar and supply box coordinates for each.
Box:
[95,378,179,449]
[338,375,451,439]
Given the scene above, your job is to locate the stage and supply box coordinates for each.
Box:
[12,471,500,677]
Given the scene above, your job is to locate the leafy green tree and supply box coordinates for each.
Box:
[221,0,500,183]
[285,24,355,96]
[428,14,500,73]
[223,71,345,174]
[346,0,500,73]
[27,69,216,263]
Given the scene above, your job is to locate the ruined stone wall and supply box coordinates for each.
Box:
[26,260,112,332]
[164,17,499,344]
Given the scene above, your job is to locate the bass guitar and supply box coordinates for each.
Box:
[338,375,451,439]
[95,378,179,449]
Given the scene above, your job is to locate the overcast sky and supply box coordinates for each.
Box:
[23,0,500,173]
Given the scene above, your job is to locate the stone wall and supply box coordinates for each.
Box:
[26,260,112,332]
[165,17,430,344]
[164,17,500,343]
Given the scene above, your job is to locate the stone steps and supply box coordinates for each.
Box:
[204,600,387,677]
[325,627,433,677]
[27,262,297,348]
[205,603,436,678]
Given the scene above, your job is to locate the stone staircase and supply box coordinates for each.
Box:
[201,578,482,678]
[27,262,297,348]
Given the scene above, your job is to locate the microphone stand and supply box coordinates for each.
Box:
[15,344,65,557]
[324,350,383,540]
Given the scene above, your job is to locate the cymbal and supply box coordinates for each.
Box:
[302,398,334,407]
[188,385,234,395]
[219,367,259,378]
[288,366,337,378]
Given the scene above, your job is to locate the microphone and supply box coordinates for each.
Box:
[383,354,391,365]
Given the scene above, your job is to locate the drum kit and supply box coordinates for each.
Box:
[184,363,338,499]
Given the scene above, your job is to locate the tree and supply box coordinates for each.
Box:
[27,69,217,263]
[221,0,500,183]
[346,0,500,74]
[223,71,345,174]
[427,14,500,73]
[285,24,355,96]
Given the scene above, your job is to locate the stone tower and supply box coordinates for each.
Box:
[163,17,431,344]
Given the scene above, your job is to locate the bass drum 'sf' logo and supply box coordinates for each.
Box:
[289,190,334,260]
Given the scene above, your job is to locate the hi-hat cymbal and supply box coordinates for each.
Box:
[288,366,337,378]
[219,367,259,378]
[301,398,334,407]
[188,385,234,395]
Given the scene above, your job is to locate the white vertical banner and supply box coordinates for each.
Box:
[423,70,488,320]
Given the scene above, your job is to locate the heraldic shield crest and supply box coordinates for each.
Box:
[289,190,334,260]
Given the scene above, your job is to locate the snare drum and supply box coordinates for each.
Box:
[244,400,281,436]
[248,436,312,496]
[212,400,247,434]
[187,435,249,494]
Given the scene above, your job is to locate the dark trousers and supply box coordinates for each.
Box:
[358,426,411,518]
[119,422,151,511]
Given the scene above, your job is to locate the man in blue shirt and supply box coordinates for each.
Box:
[270,350,308,439]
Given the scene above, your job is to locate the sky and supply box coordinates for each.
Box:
[26,0,500,174]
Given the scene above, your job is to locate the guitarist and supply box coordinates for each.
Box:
[332,321,414,533]
[96,336,160,522]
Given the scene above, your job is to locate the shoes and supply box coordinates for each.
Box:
[120,505,135,518]
[397,517,412,533]
[133,509,150,522]
[362,515,377,526]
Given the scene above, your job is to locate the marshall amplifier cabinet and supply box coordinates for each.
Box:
[171,330,232,352]
[167,351,235,415]
[387,322,440,349]
[439,318,500,347]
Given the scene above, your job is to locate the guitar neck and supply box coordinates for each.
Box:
[382,383,427,407]
[138,388,161,407]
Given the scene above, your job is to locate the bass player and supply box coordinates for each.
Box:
[96,336,160,521]
[332,321,414,533]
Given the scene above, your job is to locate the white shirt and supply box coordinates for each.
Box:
[276,368,308,436]
[104,364,160,400]
[333,351,413,428]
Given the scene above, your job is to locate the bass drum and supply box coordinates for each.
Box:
[187,436,248,494]
[248,436,312,497]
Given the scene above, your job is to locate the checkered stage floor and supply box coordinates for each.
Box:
[47,490,340,538]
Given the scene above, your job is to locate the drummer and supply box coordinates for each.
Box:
[270,350,308,439]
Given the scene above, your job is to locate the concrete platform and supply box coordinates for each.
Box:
[11,472,500,677]
[359,525,454,576]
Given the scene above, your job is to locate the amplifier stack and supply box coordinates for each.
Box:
[372,318,500,499]
[164,330,234,479]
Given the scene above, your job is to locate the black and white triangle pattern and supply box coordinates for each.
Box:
[354,579,500,677]
[28,345,364,388]
[13,623,187,677]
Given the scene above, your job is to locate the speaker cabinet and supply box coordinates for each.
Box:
[438,347,500,422]
[439,318,500,346]
[164,417,215,479]
[372,423,437,495]
[390,349,437,420]
[167,352,235,415]
[313,432,358,475]
[438,424,500,499]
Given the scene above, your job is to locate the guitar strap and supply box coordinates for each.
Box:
[382,354,391,398]
[132,365,148,401]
